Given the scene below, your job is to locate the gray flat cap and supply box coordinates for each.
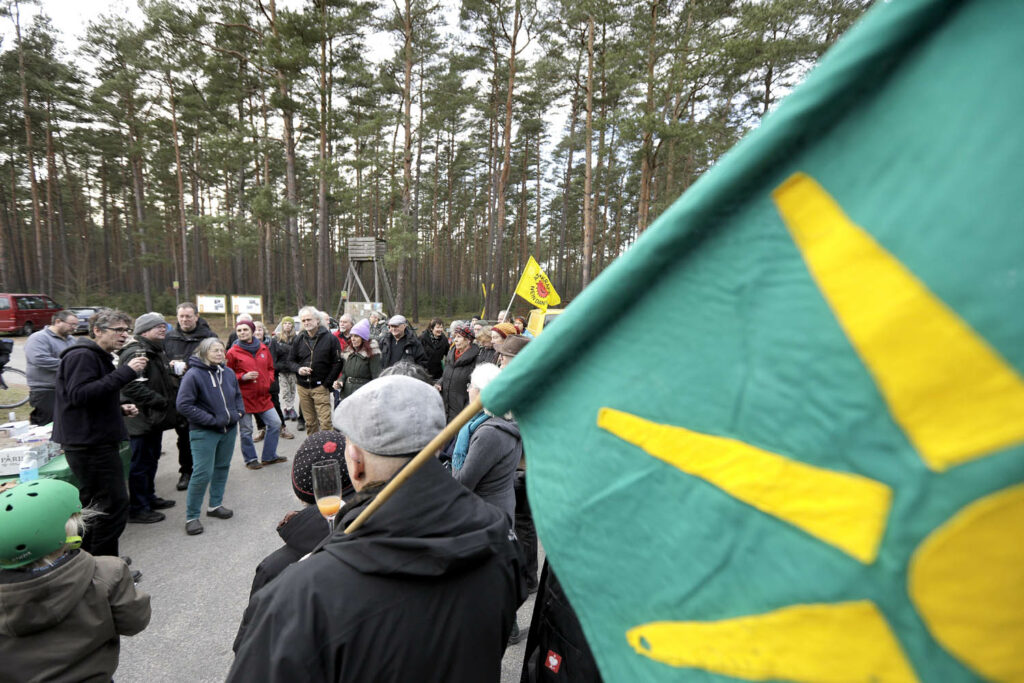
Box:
[332,375,445,456]
[388,314,408,326]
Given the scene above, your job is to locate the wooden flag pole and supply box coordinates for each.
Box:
[343,395,485,534]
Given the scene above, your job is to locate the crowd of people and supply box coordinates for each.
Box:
[0,303,560,681]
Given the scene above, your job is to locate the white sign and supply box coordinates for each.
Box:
[197,295,226,314]
[232,295,263,315]
[345,302,383,322]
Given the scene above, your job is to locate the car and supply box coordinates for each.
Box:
[0,293,63,336]
[68,307,101,335]
[526,308,565,337]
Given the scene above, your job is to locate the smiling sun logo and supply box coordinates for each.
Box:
[600,173,1024,681]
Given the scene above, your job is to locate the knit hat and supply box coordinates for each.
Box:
[134,313,166,336]
[291,430,352,504]
[333,376,445,456]
[492,322,517,339]
[454,324,475,341]
[351,319,371,341]
[500,335,530,358]
[281,316,294,324]
[235,320,256,334]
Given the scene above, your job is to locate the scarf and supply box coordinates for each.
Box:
[452,412,489,473]
[236,338,261,357]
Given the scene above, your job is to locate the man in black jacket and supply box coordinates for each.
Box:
[120,313,179,524]
[230,376,525,683]
[53,308,147,558]
[379,314,428,370]
[285,306,342,435]
[163,302,218,490]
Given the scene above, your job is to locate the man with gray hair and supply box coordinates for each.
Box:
[24,309,78,425]
[284,306,342,434]
[229,376,524,681]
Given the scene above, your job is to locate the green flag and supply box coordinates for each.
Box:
[481,1,1024,680]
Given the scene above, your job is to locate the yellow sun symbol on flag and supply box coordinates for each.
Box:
[600,174,1024,682]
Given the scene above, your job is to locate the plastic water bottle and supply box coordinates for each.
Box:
[18,453,38,482]
[7,411,14,423]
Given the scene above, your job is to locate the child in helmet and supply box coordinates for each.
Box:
[0,479,151,682]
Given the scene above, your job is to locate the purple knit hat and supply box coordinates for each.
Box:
[351,318,371,341]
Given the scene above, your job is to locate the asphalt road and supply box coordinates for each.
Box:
[7,335,539,681]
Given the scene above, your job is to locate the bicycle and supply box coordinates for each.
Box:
[0,338,28,410]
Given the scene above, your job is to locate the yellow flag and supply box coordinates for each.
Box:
[515,256,561,309]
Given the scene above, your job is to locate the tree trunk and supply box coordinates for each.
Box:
[317,0,330,311]
[166,71,190,303]
[637,0,660,234]
[581,16,595,289]
[14,3,44,289]
[488,0,524,319]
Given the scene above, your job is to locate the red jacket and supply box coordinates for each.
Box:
[226,342,275,414]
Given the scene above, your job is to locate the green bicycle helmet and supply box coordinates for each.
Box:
[0,479,82,569]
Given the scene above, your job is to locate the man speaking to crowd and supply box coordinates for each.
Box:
[229,375,524,682]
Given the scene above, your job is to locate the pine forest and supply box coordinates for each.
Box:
[0,0,871,319]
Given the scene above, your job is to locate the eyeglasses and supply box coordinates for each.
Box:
[102,326,130,334]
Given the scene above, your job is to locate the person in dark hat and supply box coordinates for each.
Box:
[230,376,525,682]
[246,430,350,597]
[120,313,179,525]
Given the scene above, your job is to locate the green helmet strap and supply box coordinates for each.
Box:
[0,479,83,569]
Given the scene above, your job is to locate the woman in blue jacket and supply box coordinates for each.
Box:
[175,338,245,536]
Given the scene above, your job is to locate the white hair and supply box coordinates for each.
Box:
[298,306,319,320]
[468,363,509,419]
[236,313,253,322]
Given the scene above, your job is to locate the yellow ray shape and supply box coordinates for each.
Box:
[626,601,918,682]
[598,408,891,563]
[773,173,1024,471]
[909,483,1024,681]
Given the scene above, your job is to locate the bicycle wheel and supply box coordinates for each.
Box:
[0,367,30,409]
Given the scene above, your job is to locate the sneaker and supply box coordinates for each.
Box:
[150,497,177,510]
[206,506,234,519]
[245,461,263,470]
[262,456,288,465]
[280,428,295,440]
[253,428,266,443]
[176,473,191,491]
[185,519,203,535]
[128,509,166,524]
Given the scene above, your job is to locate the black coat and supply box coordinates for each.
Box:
[439,344,479,422]
[269,337,294,373]
[419,330,450,379]
[284,328,342,389]
[52,339,137,447]
[476,346,499,366]
[229,457,524,683]
[249,506,328,598]
[163,318,217,362]
[379,330,428,370]
[119,337,178,436]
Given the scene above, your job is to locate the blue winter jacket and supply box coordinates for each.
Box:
[176,356,245,433]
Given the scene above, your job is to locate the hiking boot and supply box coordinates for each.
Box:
[253,428,266,443]
[245,461,263,470]
[296,418,306,431]
[206,506,234,519]
[280,427,295,439]
[128,509,165,524]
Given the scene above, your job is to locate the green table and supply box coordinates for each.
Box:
[0,441,132,487]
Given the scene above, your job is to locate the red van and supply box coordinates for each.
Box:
[0,293,63,335]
